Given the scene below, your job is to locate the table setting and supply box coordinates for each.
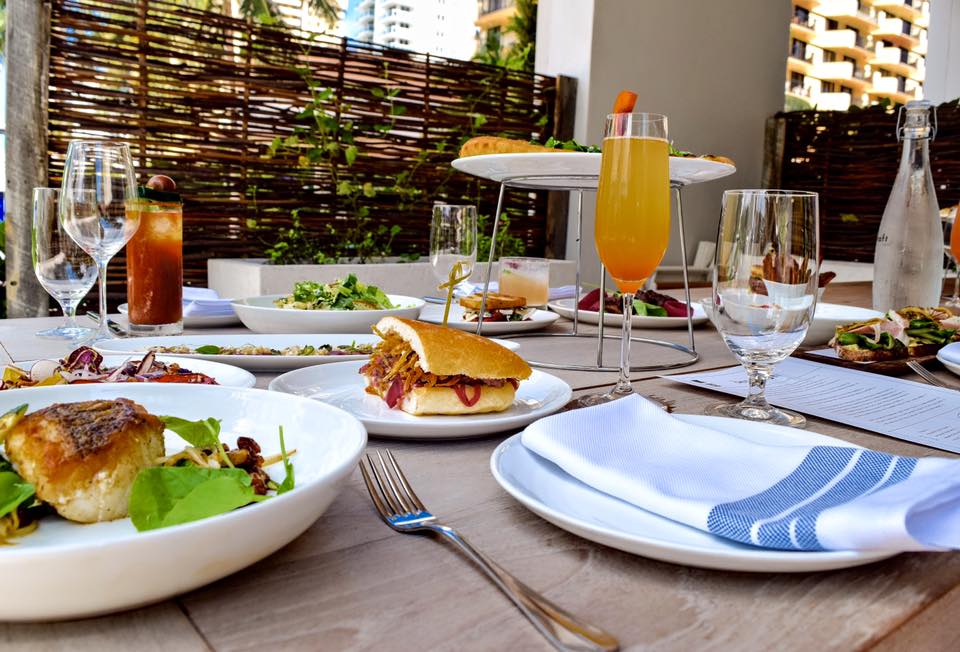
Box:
[5,96,960,652]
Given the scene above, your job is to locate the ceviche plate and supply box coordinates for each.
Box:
[232,294,424,334]
[269,360,572,439]
[9,354,256,389]
[418,303,560,334]
[548,298,709,329]
[0,383,366,620]
[94,333,518,372]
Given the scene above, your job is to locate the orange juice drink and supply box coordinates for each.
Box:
[951,215,960,261]
[594,136,670,293]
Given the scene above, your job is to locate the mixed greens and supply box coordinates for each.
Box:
[534,137,693,158]
[274,274,395,311]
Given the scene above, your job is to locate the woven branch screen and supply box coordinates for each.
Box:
[771,101,960,263]
[47,0,558,300]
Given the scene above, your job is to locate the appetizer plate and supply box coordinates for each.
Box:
[452,153,735,189]
[548,297,709,329]
[232,294,424,334]
[0,383,367,620]
[491,414,896,573]
[937,342,960,377]
[118,303,241,328]
[11,355,256,389]
[94,333,518,372]
[418,303,560,334]
[269,360,572,439]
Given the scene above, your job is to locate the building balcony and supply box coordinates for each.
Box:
[816,91,853,111]
[872,0,923,22]
[790,15,816,34]
[356,28,374,42]
[787,50,816,74]
[812,61,870,86]
[873,17,921,49]
[812,29,872,59]
[871,45,924,80]
[785,82,814,99]
[817,0,878,30]
[357,0,374,12]
[793,0,822,9]
[869,74,916,103]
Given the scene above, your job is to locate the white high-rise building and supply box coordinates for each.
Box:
[355,0,479,61]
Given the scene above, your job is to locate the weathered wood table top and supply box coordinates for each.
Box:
[2,282,959,651]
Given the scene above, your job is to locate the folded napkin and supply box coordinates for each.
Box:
[938,342,960,366]
[182,287,235,317]
[521,395,960,552]
[454,282,577,301]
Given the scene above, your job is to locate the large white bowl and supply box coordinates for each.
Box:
[0,383,366,620]
[232,294,424,334]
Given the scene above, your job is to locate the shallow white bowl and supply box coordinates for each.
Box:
[0,383,366,620]
[232,294,424,334]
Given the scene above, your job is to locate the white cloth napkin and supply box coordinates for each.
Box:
[521,395,960,552]
[937,342,960,366]
[454,283,577,301]
[182,287,235,317]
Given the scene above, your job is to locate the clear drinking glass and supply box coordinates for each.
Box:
[709,190,820,428]
[32,188,97,340]
[430,204,478,326]
[59,140,139,340]
[499,257,550,306]
[942,209,960,312]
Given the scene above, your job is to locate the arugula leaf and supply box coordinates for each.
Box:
[633,300,667,317]
[160,416,234,468]
[276,426,295,495]
[194,345,222,354]
[669,143,693,157]
[0,404,28,443]
[129,467,261,532]
[0,471,35,520]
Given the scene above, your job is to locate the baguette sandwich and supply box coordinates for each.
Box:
[830,306,960,362]
[459,292,535,323]
[360,317,532,415]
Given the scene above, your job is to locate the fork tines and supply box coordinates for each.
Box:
[360,450,427,521]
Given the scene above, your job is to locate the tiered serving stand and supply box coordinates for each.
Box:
[451,152,735,372]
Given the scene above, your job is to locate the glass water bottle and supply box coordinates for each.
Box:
[872,101,942,312]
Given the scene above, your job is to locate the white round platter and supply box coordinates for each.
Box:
[548,297,708,329]
[231,294,424,334]
[418,303,559,334]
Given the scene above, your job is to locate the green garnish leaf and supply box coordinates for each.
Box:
[160,416,234,468]
[129,467,261,532]
[194,345,222,354]
[276,275,395,311]
[0,404,28,443]
[0,471,35,520]
[633,300,667,317]
[276,426,295,495]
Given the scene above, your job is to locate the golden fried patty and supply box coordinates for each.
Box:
[4,398,164,523]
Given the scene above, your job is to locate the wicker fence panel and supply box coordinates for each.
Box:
[47,0,557,301]
[771,101,960,262]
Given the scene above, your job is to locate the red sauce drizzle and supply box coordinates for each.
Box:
[453,384,482,407]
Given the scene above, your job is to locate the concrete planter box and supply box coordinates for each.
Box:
[208,258,578,299]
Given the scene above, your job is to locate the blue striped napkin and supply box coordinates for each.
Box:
[521,395,960,552]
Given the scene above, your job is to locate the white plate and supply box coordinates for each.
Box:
[10,355,255,389]
[0,383,366,620]
[491,414,896,573]
[118,303,240,328]
[232,294,424,334]
[802,303,884,346]
[937,342,960,377]
[418,303,560,334]
[269,360,572,439]
[548,297,708,329]
[452,152,735,189]
[94,333,518,372]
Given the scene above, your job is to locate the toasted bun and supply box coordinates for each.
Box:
[459,292,527,311]
[834,344,905,362]
[375,317,531,380]
[459,137,569,158]
[908,342,941,358]
[398,384,516,415]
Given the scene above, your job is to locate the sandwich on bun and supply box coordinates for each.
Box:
[459,292,534,322]
[360,317,531,415]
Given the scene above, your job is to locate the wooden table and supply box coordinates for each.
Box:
[3,283,960,651]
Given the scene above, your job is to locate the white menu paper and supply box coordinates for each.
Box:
[665,358,960,453]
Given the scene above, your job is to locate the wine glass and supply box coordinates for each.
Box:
[32,188,97,340]
[430,204,477,326]
[576,112,671,406]
[59,140,139,340]
[942,209,960,312]
[708,190,820,427]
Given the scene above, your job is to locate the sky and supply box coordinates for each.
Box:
[341,0,362,39]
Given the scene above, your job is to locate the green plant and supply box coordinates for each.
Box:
[477,213,526,261]
[473,0,538,72]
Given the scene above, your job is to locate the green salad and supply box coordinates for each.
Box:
[274,274,395,311]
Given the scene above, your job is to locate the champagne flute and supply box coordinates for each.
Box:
[59,141,139,340]
[430,205,477,326]
[942,209,960,312]
[580,112,671,405]
[32,188,97,340]
[709,190,819,427]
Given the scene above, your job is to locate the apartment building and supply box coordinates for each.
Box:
[786,0,929,110]
[476,0,518,51]
[355,0,478,60]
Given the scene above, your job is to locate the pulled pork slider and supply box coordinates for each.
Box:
[360,317,532,415]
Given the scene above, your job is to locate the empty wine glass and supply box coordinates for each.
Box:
[59,140,139,340]
[32,188,97,340]
[708,190,819,427]
[430,204,477,326]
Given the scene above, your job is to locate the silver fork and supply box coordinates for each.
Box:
[360,450,620,652]
[906,360,957,390]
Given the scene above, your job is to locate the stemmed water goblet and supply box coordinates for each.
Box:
[708,190,820,427]
[430,204,478,327]
[59,140,139,341]
[32,188,97,340]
